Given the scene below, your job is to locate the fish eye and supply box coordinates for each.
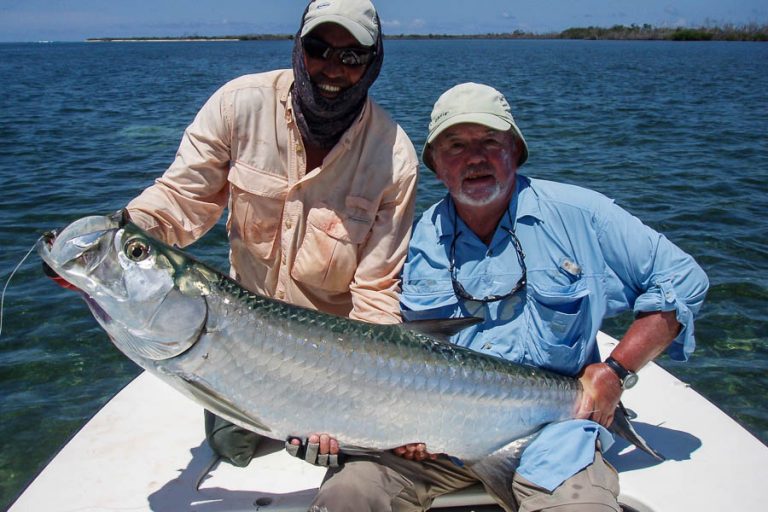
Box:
[124,238,151,261]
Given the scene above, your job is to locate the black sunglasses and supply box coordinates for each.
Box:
[302,36,375,67]
[449,213,527,304]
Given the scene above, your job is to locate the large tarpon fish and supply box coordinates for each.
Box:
[37,212,661,508]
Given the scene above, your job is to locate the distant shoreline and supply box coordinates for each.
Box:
[88,38,240,43]
[87,24,768,43]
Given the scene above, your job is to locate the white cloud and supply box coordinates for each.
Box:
[383,19,402,28]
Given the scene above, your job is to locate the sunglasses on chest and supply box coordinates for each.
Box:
[449,210,527,303]
[302,36,375,67]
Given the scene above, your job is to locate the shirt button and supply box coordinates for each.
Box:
[276,290,285,299]
[482,342,493,350]
[285,218,292,229]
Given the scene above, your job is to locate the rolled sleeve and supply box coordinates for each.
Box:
[598,201,709,361]
[631,238,709,360]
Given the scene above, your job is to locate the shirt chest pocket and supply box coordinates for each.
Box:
[291,204,374,293]
[524,280,592,374]
[227,162,288,260]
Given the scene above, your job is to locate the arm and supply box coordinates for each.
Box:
[577,310,680,426]
[127,87,232,247]
[578,197,709,427]
[348,138,419,324]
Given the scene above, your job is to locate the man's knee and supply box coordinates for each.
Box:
[312,460,412,512]
[203,410,262,467]
[513,452,620,512]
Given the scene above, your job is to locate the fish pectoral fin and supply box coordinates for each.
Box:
[403,317,484,342]
[467,432,539,512]
[178,375,272,435]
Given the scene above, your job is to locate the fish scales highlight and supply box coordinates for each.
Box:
[37,214,580,462]
[170,276,578,460]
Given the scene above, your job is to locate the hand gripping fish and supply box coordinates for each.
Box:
[37,212,662,508]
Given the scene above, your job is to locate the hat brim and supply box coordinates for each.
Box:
[422,113,530,171]
[301,16,375,46]
[425,112,512,146]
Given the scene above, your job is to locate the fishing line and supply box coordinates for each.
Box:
[0,237,41,339]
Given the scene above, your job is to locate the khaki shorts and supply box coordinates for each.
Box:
[310,449,619,512]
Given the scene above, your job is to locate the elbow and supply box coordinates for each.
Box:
[686,263,710,317]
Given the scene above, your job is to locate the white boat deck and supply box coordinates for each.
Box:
[10,332,768,511]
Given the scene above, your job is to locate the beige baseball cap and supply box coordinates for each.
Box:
[301,0,379,47]
[422,82,529,171]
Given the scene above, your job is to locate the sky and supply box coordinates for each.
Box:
[0,0,766,42]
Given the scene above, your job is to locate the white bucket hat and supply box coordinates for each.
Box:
[423,82,529,171]
[301,0,379,47]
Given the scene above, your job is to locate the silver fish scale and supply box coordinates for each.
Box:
[155,272,581,461]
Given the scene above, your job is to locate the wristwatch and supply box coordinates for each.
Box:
[604,356,639,389]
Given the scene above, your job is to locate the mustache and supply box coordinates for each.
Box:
[461,165,494,179]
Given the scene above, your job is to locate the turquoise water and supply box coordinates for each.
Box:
[0,39,766,507]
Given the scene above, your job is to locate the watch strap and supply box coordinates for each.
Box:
[605,356,632,387]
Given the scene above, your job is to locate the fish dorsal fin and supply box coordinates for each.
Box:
[403,317,483,342]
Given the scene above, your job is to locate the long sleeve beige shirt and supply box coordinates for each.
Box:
[127,69,418,324]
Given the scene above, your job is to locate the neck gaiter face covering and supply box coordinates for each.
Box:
[291,12,384,149]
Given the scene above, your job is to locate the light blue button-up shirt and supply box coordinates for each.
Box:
[401,175,708,491]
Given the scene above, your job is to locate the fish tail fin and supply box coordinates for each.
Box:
[610,402,665,461]
[467,432,539,512]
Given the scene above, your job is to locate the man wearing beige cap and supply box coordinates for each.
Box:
[307,83,708,510]
[122,0,418,465]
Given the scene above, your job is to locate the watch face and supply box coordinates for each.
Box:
[623,373,639,389]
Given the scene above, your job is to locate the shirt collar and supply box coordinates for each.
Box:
[515,175,543,223]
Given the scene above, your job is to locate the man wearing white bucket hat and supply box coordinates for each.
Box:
[122,0,418,467]
[305,83,707,510]
[394,83,708,510]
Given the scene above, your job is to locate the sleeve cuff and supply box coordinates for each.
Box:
[633,279,695,361]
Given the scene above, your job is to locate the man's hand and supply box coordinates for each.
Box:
[392,443,437,462]
[578,310,681,428]
[576,362,622,427]
[285,433,342,467]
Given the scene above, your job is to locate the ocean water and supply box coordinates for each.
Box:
[0,39,766,507]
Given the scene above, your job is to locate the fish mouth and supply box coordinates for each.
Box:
[45,216,118,264]
[37,214,122,292]
[38,228,112,323]
[38,230,77,290]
